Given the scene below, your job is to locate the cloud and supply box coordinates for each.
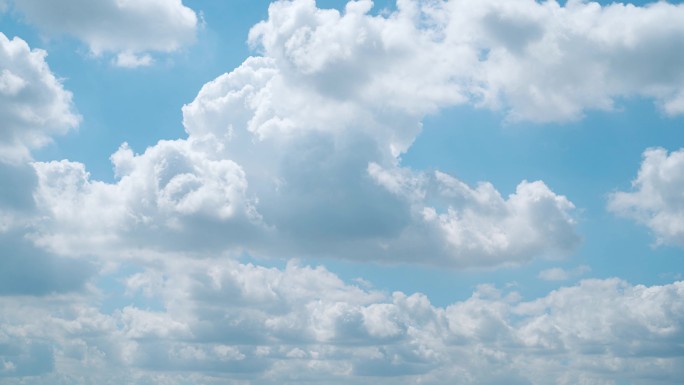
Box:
[0,33,95,297]
[248,0,684,122]
[8,0,198,67]
[538,265,591,281]
[608,147,684,247]
[27,50,577,267]
[17,0,684,266]
[1,259,683,384]
[0,33,79,163]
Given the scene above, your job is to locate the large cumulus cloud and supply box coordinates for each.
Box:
[27,0,684,266]
[27,2,588,266]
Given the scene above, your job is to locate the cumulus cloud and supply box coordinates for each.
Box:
[0,33,94,297]
[609,147,684,247]
[0,33,79,163]
[29,0,684,266]
[248,0,684,122]
[28,45,577,267]
[1,259,683,384]
[8,0,198,67]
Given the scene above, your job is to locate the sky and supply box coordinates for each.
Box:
[1,0,684,384]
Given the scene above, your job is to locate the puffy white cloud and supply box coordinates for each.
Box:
[0,33,93,297]
[27,42,577,267]
[0,33,79,163]
[608,147,684,247]
[369,165,578,266]
[9,0,198,67]
[30,139,264,257]
[21,0,684,265]
[1,259,683,384]
[249,0,684,122]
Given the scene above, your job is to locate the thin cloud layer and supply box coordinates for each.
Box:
[7,0,198,67]
[609,147,684,247]
[1,259,683,384]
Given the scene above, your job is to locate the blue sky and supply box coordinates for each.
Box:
[1,0,684,384]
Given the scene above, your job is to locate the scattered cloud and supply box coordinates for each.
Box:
[609,147,684,247]
[113,52,153,68]
[2,0,684,383]
[0,259,682,384]
[7,0,198,67]
[538,265,591,281]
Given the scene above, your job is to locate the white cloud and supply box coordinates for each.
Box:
[27,43,578,267]
[249,0,684,122]
[113,52,153,68]
[538,265,591,281]
[30,140,264,257]
[608,147,684,247]
[368,165,578,266]
[0,260,683,384]
[0,33,79,163]
[10,0,198,66]
[19,0,684,265]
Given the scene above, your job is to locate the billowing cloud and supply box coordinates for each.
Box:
[28,45,578,267]
[8,0,198,67]
[609,147,684,247]
[0,259,682,384]
[0,33,79,163]
[249,0,684,122]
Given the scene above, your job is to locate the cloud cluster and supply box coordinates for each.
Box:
[1,259,683,384]
[27,11,582,266]
[2,1,684,383]
[5,0,684,264]
[25,0,684,265]
[7,0,198,67]
[609,147,684,247]
[249,0,684,122]
[27,55,578,265]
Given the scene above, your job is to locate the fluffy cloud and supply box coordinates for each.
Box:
[8,0,198,67]
[31,0,684,265]
[249,0,684,122]
[608,147,684,247]
[0,33,93,297]
[0,259,682,384]
[0,33,79,163]
[28,45,577,267]
[30,140,264,257]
